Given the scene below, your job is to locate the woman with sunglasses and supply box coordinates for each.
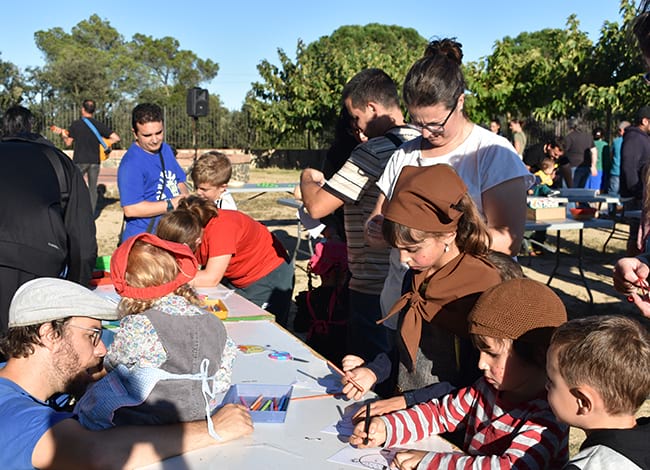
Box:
[363,38,532,393]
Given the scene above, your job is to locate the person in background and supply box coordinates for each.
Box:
[588,126,608,192]
[546,315,650,469]
[192,151,237,210]
[0,277,252,469]
[61,99,120,214]
[0,106,96,338]
[522,136,568,184]
[75,233,236,430]
[509,118,527,158]
[298,68,419,378]
[608,120,630,198]
[489,117,502,135]
[349,279,569,469]
[117,103,190,243]
[565,117,597,188]
[528,157,558,196]
[621,106,650,255]
[156,196,294,326]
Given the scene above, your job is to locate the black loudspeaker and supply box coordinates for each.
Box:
[186,87,209,117]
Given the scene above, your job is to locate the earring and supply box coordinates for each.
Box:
[444,244,449,253]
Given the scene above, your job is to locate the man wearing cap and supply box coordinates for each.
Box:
[0,278,252,469]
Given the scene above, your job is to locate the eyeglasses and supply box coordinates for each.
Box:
[406,99,458,135]
[68,324,103,347]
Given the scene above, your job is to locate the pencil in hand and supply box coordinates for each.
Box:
[363,401,371,445]
[327,360,364,392]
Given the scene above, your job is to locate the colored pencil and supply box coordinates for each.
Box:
[290,393,342,401]
[249,394,264,411]
[279,394,289,411]
[239,396,248,408]
[260,399,273,411]
[326,360,364,392]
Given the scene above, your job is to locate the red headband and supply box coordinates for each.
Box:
[111,233,198,300]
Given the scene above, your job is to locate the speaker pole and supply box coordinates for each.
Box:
[192,116,199,161]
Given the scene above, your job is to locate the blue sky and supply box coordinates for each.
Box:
[1,0,626,110]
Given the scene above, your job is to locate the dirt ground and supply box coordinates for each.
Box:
[94,167,649,455]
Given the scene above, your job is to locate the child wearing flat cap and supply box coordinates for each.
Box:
[76,233,236,434]
[341,164,501,400]
[351,278,569,469]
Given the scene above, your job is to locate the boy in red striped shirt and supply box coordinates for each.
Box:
[351,279,569,469]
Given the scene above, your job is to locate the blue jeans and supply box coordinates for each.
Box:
[76,163,100,213]
[573,166,590,188]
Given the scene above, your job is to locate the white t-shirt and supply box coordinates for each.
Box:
[215,191,237,210]
[377,124,534,327]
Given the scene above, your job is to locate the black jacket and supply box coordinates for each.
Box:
[566,417,650,469]
[0,133,96,285]
[620,126,650,199]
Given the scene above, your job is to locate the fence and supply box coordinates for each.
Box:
[31,103,329,152]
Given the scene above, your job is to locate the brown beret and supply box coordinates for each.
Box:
[468,278,567,348]
[384,164,467,233]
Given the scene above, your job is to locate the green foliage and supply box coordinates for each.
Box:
[0,54,24,109]
[3,4,650,150]
[245,24,427,147]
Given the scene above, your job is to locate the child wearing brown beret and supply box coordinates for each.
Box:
[341,164,501,400]
[351,278,569,469]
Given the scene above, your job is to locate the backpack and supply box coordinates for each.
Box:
[294,239,350,364]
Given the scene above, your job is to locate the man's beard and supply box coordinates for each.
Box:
[53,338,101,399]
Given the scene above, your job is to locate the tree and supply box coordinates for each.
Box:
[465,0,650,133]
[577,0,650,128]
[245,24,427,146]
[33,14,138,107]
[130,34,219,103]
[0,54,24,109]
[464,16,592,124]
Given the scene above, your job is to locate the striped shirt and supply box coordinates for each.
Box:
[380,377,569,469]
[323,127,419,294]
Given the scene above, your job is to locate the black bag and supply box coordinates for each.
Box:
[294,282,349,365]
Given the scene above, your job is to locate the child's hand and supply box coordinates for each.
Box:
[353,396,407,420]
[342,367,376,400]
[365,214,386,247]
[341,354,365,371]
[391,450,427,470]
[349,417,386,448]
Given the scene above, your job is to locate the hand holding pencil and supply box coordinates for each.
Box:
[349,414,386,448]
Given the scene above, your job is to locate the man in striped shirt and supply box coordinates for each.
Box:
[300,68,418,376]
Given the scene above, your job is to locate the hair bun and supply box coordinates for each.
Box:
[424,37,463,64]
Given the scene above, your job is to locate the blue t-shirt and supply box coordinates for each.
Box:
[0,378,74,469]
[117,141,187,242]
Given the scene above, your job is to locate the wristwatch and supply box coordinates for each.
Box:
[166,199,173,212]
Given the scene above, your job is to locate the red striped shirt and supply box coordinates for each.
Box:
[381,378,569,469]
